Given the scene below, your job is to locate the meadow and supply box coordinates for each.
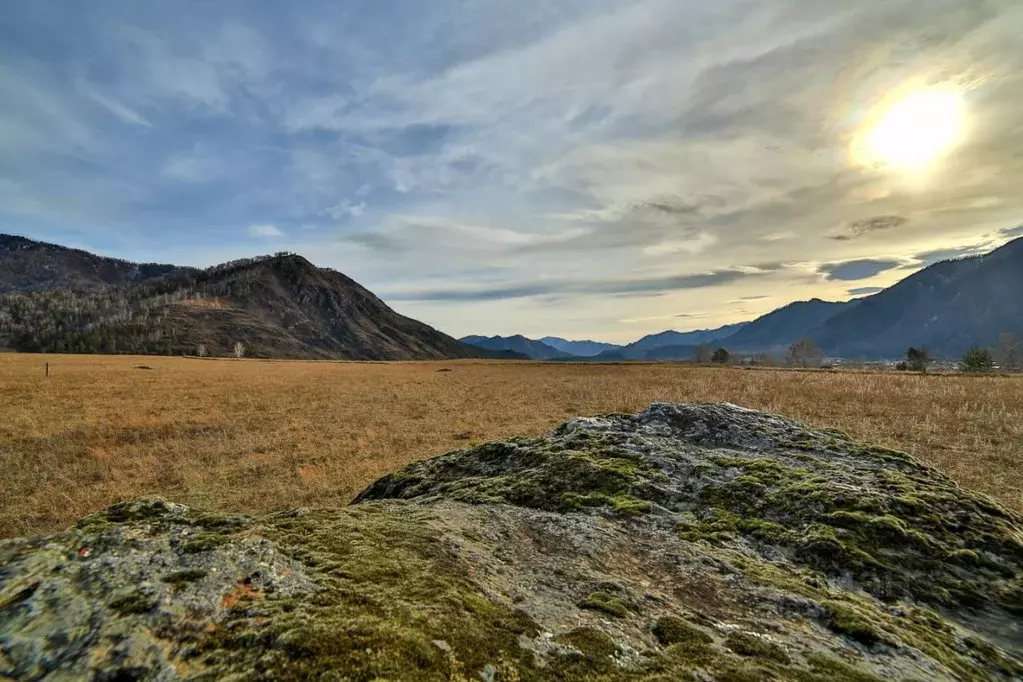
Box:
[1,353,1021,538]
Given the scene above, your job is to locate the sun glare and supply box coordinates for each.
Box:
[853,87,966,173]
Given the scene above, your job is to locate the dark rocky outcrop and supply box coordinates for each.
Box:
[3,404,1021,680]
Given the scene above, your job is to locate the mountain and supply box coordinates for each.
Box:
[596,322,748,360]
[721,299,850,353]
[0,237,493,360]
[539,336,620,357]
[460,334,574,360]
[814,237,1023,358]
[0,234,187,293]
[580,237,1023,361]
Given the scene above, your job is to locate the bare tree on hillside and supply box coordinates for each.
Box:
[692,344,712,364]
[786,338,823,368]
[197,343,207,358]
[233,341,245,359]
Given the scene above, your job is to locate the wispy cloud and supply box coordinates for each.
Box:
[249,224,284,238]
[1001,225,1023,239]
[818,259,904,282]
[385,262,791,302]
[829,215,908,241]
[2,0,1022,341]
[81,89,152,127]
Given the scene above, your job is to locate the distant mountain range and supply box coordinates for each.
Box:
[539,336,620,357]
[0,235,505,360]
[591,323,748,361]
[459,334,573,360]
[5,233,1020,361]
[461,237,1023,360]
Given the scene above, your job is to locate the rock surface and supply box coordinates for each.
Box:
[2,403,1022,681]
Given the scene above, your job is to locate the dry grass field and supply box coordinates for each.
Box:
[2,353,1021,538]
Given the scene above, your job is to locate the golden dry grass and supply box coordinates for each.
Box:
[2,353,1021,538]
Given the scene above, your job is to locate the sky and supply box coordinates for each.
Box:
[2,1,1022,343]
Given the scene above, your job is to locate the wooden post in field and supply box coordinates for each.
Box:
[45,362,50,377]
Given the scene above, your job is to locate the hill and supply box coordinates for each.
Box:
[460,334,575,360]
[3,403,1020,680]
[0,243,489,360]
[721,299,850,353]
[539,336,620,357]
[595,322,747,360]
[0,234,187,293]
[814,238,1023,358]
[637,236,1023,359]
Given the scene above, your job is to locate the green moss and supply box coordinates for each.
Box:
[663,640,718,666]
[682,445,1023,615]
[712,664,776,681]
[776,440,821,453]
[181,533,229,553]
[711,456,748,468]
[825,511,872,527]
[723,632,790,664]
[109,591,158,615]
[652,616,713,647]
[549,628,620,677]
[359,438,653,516]
[555,627,619,659]
[803,653,883,682]
[679,509,791,544]
[185,506,544,681]
[947,548,979,565]
[161,569,208,586]
[610,494,653,517]
[560,491,653,517]
[578,591,629,618]
[823,602,889,646]
[562,491,611,511]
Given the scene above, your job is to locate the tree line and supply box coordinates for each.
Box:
[692,333,1022,373]
[690,337,824,368]
[0,254,290,356]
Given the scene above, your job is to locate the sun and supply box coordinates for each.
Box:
[852,87,966,172]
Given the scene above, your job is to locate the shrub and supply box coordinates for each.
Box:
[959,347,994,373]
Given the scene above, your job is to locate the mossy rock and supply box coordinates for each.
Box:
[3,403,1021,681]
[723,632,791,664]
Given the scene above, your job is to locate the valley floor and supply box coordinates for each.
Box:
[1,353,1021,537]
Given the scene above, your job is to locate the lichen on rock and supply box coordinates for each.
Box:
[2,402,1021,680]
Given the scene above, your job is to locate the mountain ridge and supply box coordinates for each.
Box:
[596,322,749,360]
[0,233,190,293]
[812,238,1023,357]
[539,336,620,357]
[459,334,574,360]
[0,236,492,360]
[5,233,1022,360]
[466,237,1023,360]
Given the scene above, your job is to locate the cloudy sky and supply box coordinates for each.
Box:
[2,1,1022,342]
